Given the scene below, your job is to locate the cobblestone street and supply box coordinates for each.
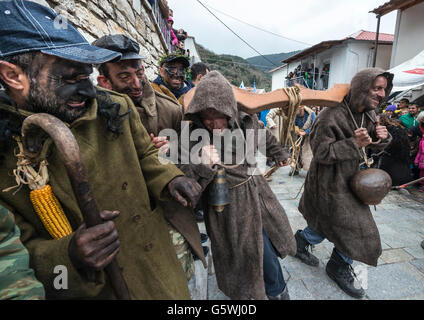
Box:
[190,166,424,300]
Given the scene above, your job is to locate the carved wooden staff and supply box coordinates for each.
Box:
[21,113,131,300]
[184,84,351,114]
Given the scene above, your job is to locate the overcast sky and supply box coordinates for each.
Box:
[167,0,397,59]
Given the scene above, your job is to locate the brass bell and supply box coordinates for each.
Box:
[350,168,392,205]
[209,167,230,213]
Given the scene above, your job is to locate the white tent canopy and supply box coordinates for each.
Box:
[389,49,424,92]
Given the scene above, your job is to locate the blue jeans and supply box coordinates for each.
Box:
[301,227,353,265]
[263,229,286,296]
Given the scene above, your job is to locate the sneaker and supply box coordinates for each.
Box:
[193,246,209,261]
[200,233,208,243]
[294,230,319,267]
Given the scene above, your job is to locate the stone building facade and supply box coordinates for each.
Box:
[36,0,170,80]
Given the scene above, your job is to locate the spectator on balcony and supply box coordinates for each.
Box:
[176,40,186,56]
[167,17,178,51]
[176,29,188,42]
[285,72,294,87]
[152,53,192,105]
[320,65,330,89]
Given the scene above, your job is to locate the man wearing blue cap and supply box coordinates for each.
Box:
[0,0,201,300]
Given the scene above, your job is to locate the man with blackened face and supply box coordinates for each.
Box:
[151,53,192,106]
[0,0,202,300]
[18,53,96,123]
[94,35,184,148]
[94,35,146,107]
[93,35,204,284]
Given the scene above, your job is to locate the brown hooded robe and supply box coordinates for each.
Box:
[179,71,296,300]
[298,68,394,266]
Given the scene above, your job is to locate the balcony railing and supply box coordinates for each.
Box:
[148,0,171,51]
[285,73,330,90]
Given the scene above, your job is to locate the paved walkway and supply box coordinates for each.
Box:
[189,166,424,300]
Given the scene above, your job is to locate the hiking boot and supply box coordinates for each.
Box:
[325,249,365,299]
[294,230,319,267]
[267,285,290,300]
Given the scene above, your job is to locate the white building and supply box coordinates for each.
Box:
[270,30,393,91]
[371,0,424,104]
[184,36,202,65]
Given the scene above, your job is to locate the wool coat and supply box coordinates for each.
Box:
[0,88,191,299]
[180,71,296,300]
[136,80,206,268]
[299,68,393,266]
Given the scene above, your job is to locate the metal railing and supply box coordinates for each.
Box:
[285,73,330,90]
[149,0,171,51]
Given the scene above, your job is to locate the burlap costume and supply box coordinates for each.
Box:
[298,68,393,266]
[179,71,296,299]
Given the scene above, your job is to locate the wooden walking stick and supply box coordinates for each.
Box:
[21,113,131,300]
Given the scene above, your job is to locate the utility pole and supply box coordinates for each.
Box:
[373,15,381,67]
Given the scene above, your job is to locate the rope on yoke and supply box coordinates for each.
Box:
[265,85,305,199]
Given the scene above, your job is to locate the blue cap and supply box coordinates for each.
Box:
[0,0,121,64]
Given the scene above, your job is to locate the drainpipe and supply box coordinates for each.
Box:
[373,14,381,67]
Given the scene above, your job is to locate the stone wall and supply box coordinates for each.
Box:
[36,0,169,80]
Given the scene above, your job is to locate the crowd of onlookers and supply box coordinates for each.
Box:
[285,64,330,90]
[167,8,190,57]
[376,99,424,191]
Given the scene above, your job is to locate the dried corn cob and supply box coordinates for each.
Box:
[3,138,72,239]
[30,185,72,239]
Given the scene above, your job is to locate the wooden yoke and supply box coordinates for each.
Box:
[184,84,350,114]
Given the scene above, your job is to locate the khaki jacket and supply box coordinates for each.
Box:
[136,81,207,271]
[151,82,186,106]
[0,89,191,299]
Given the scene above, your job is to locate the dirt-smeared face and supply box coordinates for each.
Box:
[160,61,185,90]
[106,59,145,105]
[24,54,95,123]
[200,108,228,133]
[363,76,388,111]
